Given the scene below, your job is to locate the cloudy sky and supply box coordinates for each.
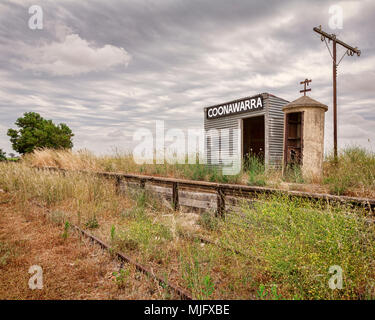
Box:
[0,0,374,155]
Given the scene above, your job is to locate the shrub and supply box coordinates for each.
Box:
[244,155,267,186]
[115,216,173,262]
[180,245,216,299]
[283,164,304,184]
[85,214,99,229]
[324,146,375,196]
[198,212,218,231]
[112,267,131,289]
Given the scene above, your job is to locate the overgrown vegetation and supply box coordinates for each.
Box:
[0,242,15,267]
[0,191,163,299]
[61,221,70,240]
[1,155,375,299]
[198,212,218,231]
[283,164,304,184]
[180,246,216,299]
[323,146,375,196]
[21,146,375,197]
[228,196,375,299]
[244,154,267,186]
[112,267,131,289]
[85,214,99,229]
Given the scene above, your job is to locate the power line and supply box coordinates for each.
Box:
[313,25,361,161]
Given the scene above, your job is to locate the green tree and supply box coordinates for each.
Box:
[0,149,6,161]
[7,112,74,154]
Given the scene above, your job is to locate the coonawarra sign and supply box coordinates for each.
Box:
[206,95,263,119]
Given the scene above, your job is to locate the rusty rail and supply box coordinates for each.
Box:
[32,200,192,300]
[71,225,192,300]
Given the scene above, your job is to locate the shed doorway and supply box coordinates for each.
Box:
[243,115,265,163]
[284,112,303,167]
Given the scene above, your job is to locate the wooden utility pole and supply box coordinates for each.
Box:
[313,26,361,160]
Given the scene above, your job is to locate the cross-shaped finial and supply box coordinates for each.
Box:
[300,79,312,96]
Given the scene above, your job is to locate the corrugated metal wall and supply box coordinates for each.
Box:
[267,94,289,167]
[204,93,288,170]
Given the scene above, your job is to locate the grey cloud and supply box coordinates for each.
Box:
[0,0,374,155]
[19,33,131,76]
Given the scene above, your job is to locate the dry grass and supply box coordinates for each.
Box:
[0,192,172,299]
[23,148,99,171]
[23,148,243,184]
[1,161,375,300]
[22,147,375,197]
[323,147,375,197]
[0,162,259,299]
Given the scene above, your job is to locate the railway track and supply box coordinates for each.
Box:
[9,166,372,300]
[25,167,375,300]
[32,201,193,300]
[33,195,255,299]
[71,225,192,300]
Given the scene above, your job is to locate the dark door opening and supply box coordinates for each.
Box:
[243,115,265,163]
[284,112,303,167]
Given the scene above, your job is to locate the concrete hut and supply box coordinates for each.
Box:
[282,95,328,181]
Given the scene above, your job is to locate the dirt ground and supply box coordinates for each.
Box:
[0,192,173,300]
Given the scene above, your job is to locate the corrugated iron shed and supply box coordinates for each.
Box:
[204,92,289,170]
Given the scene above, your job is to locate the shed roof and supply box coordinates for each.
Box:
[282,95,328,112]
